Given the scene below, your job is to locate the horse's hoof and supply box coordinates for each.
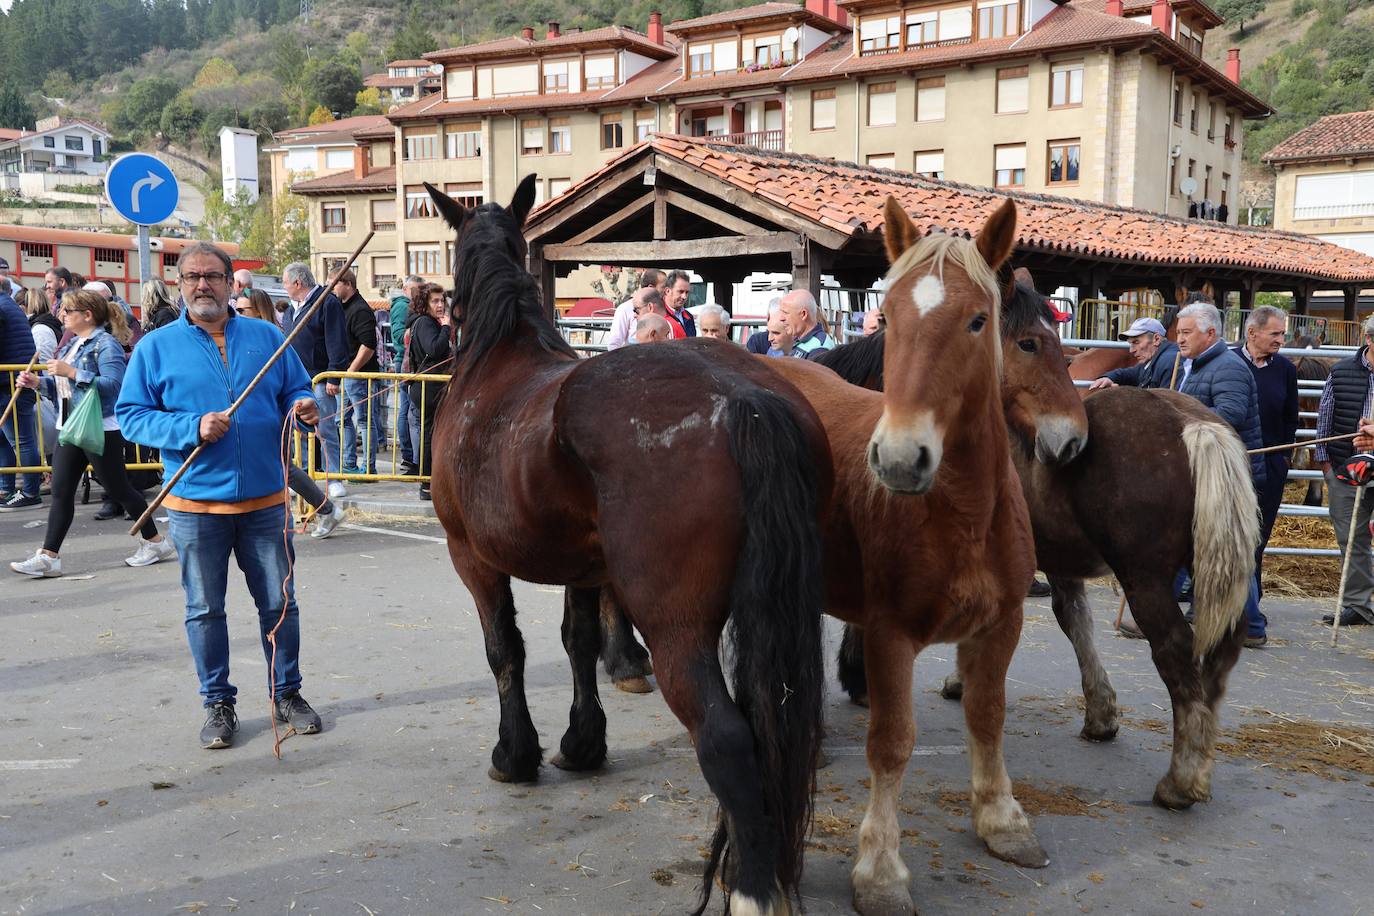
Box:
[614,676,653,694]
[551,749,606,772]
[488,765,538,784]
[940,677,964,701]
[1152,780,1198,811]
[847,692,870,708]
[852,882,916,916]
[1080,721,1119,742]
[983,831,1049,868]
[639,659,654,677]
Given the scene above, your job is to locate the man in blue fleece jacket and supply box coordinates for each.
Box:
[117,242,323,750]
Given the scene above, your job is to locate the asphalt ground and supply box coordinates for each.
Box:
[2,499,1374,916]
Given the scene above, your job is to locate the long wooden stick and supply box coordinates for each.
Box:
[1167,350,1183,390]
[1248,431,1357,456]
[129,232,375,536]
[1114,593,1129,631]
[0,351,40,427]
[1332,485,1363,648]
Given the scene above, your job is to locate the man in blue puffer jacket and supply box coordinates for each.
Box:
[1175,300,1268,646]
[117,242,324,751]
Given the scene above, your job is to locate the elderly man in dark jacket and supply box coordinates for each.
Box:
[1175,301,1267,645]
[1315,316,1374,628]
[1089,317,1181,391]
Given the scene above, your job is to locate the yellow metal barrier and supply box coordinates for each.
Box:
[1,362,161,476]
[305,370,451,483]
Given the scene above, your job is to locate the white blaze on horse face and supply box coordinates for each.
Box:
[912,274,945,316]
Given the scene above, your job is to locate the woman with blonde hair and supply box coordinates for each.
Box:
[141,278,180,331]
[9,290,174,576]
[21,288,62,363]
[237,288,277,323]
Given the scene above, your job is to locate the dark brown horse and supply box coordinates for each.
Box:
[423,177,833,916]
[826,298,1261,811]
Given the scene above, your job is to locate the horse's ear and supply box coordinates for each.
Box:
[508,174,539,228]
[976,198,1017,272]
[426,182,468,232]
[882,196,917,266]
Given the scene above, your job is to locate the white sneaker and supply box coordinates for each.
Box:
[311,503,346,539]
[327,481,347,500]
[11,550,62,578]
[126,537,177,568]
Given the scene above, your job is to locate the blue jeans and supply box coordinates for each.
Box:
[394,383,413,464]
[0,388,41,497]
[168,504,303,706]
[342,377,383,473]
[407,399,421,470]
[1175,568,1265,638]
[313,381,346,475]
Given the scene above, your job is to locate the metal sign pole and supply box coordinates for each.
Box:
[137,224,152,301]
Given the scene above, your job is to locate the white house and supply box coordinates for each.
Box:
[0,117,112,178]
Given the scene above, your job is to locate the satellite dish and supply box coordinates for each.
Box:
[1179,176,1199,197]
[783,26,799,45]
[430,63,444,75]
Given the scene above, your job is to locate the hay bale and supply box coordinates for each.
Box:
[1264,514,1341,598]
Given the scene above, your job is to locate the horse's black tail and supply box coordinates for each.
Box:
[698,388,826,914]
[837,623,869,704]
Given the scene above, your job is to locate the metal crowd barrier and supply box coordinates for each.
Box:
[305,370,451,483]
[555,316,767,353]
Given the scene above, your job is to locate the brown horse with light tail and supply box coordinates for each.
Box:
[827,290,1260,811]
[422,176,833,916]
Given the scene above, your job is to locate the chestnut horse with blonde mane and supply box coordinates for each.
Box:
[422,176,833,916]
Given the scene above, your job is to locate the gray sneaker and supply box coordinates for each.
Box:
[126,537,176,568]
[311,503,346,539]
[273,692,322,734]
[200,701,238,749]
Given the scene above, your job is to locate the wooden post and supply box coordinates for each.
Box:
[1239,280,1257,311]
[1292,284,1312,316]
[791,237,825,301]
[1344,286,1359,323]
[529,244,557,319]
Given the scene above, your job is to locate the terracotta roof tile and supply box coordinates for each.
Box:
[540,135,1374,283]
[668,1,838,32]
[275,115,391,138]
[1263,110,1374,164]
[426,26,675,64]
[291,166,397,195]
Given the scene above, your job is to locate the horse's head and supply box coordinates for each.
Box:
[867,197,1015,495]
[1001,281,1089,465]
[426,174,537,293]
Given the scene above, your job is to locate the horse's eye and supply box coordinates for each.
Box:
[968,314,988,333]
[1017,338,1038,353]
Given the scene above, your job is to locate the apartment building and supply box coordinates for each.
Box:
[264,115,393,201]
[363,59,443,107]
[1263,110,1374,258]
[285,0,1268,296]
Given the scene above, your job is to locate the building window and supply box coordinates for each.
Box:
[371,198,396,232]
[1173,82,1183,126]
[548,178,571,198]
[906,10,936,46]
[914,149,944,179]
[812,88,836,131]
[867,82,896,127]
[93,247,125,267]
[1221,172,1229,208]
[689,44,713,77]
[1207,103,1217,140]
[549,117,571,154]
[322,202,347,233]
[1189,91,1200,132]
[162,252,179,271]
[324,148,353,170]
[407,243,442,276]
[1204,164,1212,199]
[404,133,437,160]
[916,76,945,122]
[1224,114,1236,148]
[372,256,397,291]
[858,15,901,54]
[405,186,438,219]
[544,60,571,94]
[521,119,544,155]
[20,241,53,259]
[1049,61,1083,108]
[1170,155,1179,196]
[93,139,102,157]
[996,67,1029,113]
[1047,139,1080,184]
[445,125,481,158]
[601,113,624,150]
[1178,21,1202,55]
[867,153,896,169]
[65,135,83,151]
[635,110,655,142]
[43,136,55,148]
[978,0,1020,39]
[994,143,1026,188]
[445,182,484,208]
[586,56,616,90]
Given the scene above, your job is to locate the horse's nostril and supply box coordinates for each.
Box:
[914,447,931,474]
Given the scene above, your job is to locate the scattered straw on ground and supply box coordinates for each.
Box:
[1264,515,1340,598]
[1215,710,1374,780]
[936,781,1125,818]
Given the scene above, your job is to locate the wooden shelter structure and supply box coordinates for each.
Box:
[524,135,1374,320]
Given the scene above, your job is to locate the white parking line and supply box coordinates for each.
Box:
[0,759,81,770]
[342,523,446,544]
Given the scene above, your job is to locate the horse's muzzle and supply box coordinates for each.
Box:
[869,413,943,495]
[1034,415,1088,466]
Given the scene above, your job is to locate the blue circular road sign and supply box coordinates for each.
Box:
[105,153,180,226]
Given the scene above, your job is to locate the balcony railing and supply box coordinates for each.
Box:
[703,129,784,152]
[1294,202,1374,220]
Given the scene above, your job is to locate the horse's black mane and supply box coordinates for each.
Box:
[818,280,1054,389]
[453,203,576,373]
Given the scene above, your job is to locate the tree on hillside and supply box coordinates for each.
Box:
[270,28,308,88]
[112,76,180,135]
[308,105,336,126]
[304,57,364,115]
[159,94,204,145]
[193,57,240,90]
[1214,0,1266,35]
[385,9,437,62]
[353,87,385,116]
[0,87,37,130]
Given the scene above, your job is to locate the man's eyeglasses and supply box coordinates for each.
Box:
[181,272,228,285]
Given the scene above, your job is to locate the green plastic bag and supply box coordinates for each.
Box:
[58,386,104,456]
